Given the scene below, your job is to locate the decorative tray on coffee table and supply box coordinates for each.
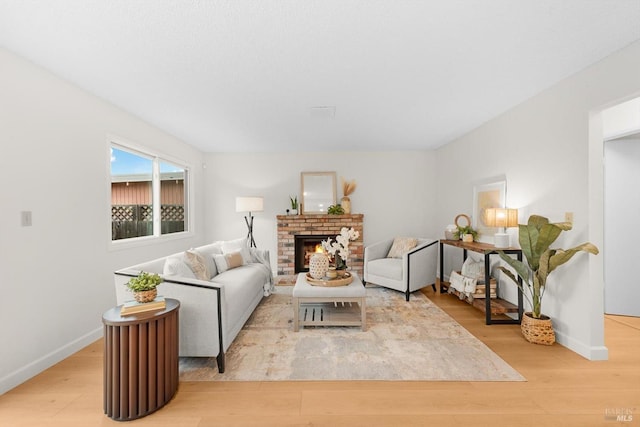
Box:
[306,272,353,287]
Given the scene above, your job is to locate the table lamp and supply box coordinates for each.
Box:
[485,208,518,248]
[235,196,264,247]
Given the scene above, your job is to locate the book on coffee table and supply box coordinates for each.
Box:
[120,296,166,316]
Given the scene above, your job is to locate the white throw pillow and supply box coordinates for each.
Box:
[221,237,248,252]
[213,251,245,273]
[163,256,196,279]
[205,252,218,278]
[461,257,485,281]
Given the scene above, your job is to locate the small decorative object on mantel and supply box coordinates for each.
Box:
[497,215,599,345]
[126,271,162,303]
[453,214,478,242]
[289,195,299,215]
[322,227,360,275]
[340,178,357,214]
[309,251,329,279]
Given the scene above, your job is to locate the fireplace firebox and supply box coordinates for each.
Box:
[294,235,332,273]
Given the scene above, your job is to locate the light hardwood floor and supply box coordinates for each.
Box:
[1,288,639,427]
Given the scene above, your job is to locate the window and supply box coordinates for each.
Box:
[110,143,189,242]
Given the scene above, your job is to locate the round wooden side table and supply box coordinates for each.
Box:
[102,298,180,421]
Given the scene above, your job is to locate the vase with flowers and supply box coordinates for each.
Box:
[322,227,360,276]
[340,178,356,214]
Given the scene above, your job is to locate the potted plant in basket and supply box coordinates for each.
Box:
[127,271,162,303]
[497,215,599,345]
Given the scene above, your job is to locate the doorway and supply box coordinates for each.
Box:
[602,97,640,317]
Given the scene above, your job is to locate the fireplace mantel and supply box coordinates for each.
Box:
[276,214,364,277]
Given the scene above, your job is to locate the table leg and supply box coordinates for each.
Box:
[293,297,300,332]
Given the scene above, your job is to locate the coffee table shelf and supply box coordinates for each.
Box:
[292,272,366,331]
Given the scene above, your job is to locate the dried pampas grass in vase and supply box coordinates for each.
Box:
[341,178,357,214]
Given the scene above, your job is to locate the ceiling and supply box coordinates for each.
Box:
[1,1,639,153]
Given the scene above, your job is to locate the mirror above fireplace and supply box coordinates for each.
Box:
[300,171,336,214]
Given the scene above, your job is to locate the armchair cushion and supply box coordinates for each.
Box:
[366,257,403,281]
[387,237,418,258]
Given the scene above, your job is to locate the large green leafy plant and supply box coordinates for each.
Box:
[498,215,599,319]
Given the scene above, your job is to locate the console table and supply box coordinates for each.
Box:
[439,240,524,325]
[102,298,180,421]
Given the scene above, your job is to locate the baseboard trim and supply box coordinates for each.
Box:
[555,330,609,360]
[0,326,103,395]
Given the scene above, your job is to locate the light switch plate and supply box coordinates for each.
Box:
[564,212,574,224]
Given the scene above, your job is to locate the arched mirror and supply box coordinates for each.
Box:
[301,172,336,214]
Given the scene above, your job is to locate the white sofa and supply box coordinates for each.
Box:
[363,237,438,301]
[114,239,273,373]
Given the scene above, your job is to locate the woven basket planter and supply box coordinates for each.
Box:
[134,288,157,303]
[521,312,555,345]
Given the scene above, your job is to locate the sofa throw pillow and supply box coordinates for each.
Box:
[206,253,218,278]
[213,251,245,274]
[163,256,196,279]
[184,250,210,280]
[461,256,485,281]
[387,237,418,258]
[222,238,252,264]
[221,237,248,252]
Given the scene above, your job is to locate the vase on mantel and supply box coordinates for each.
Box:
[341,196,351,214]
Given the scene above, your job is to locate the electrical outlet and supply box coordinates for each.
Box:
[565,212,574,224]
[21,211,32,227]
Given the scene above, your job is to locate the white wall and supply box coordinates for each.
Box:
[203,151,438,271]
[602,97,640,139]
[0,48,206,394]
[436,40,640,360]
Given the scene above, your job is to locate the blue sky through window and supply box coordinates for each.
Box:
[111,147,182,176]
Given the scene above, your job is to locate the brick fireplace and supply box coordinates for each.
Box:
[276,214,364,277]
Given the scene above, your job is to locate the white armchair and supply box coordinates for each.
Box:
[363,237,439,301]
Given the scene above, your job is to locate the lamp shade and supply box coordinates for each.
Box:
[235,197,264,213]
[484,208,518,228]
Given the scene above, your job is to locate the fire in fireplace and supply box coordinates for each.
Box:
[294,235,332,273]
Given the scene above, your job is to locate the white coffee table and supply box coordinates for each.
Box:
[292,272,366,331]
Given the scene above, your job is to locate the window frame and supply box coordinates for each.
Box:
[108,137,193,249]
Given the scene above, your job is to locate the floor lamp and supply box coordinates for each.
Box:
[235,197,264,248]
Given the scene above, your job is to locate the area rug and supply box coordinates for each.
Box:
[179,285,525,381]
